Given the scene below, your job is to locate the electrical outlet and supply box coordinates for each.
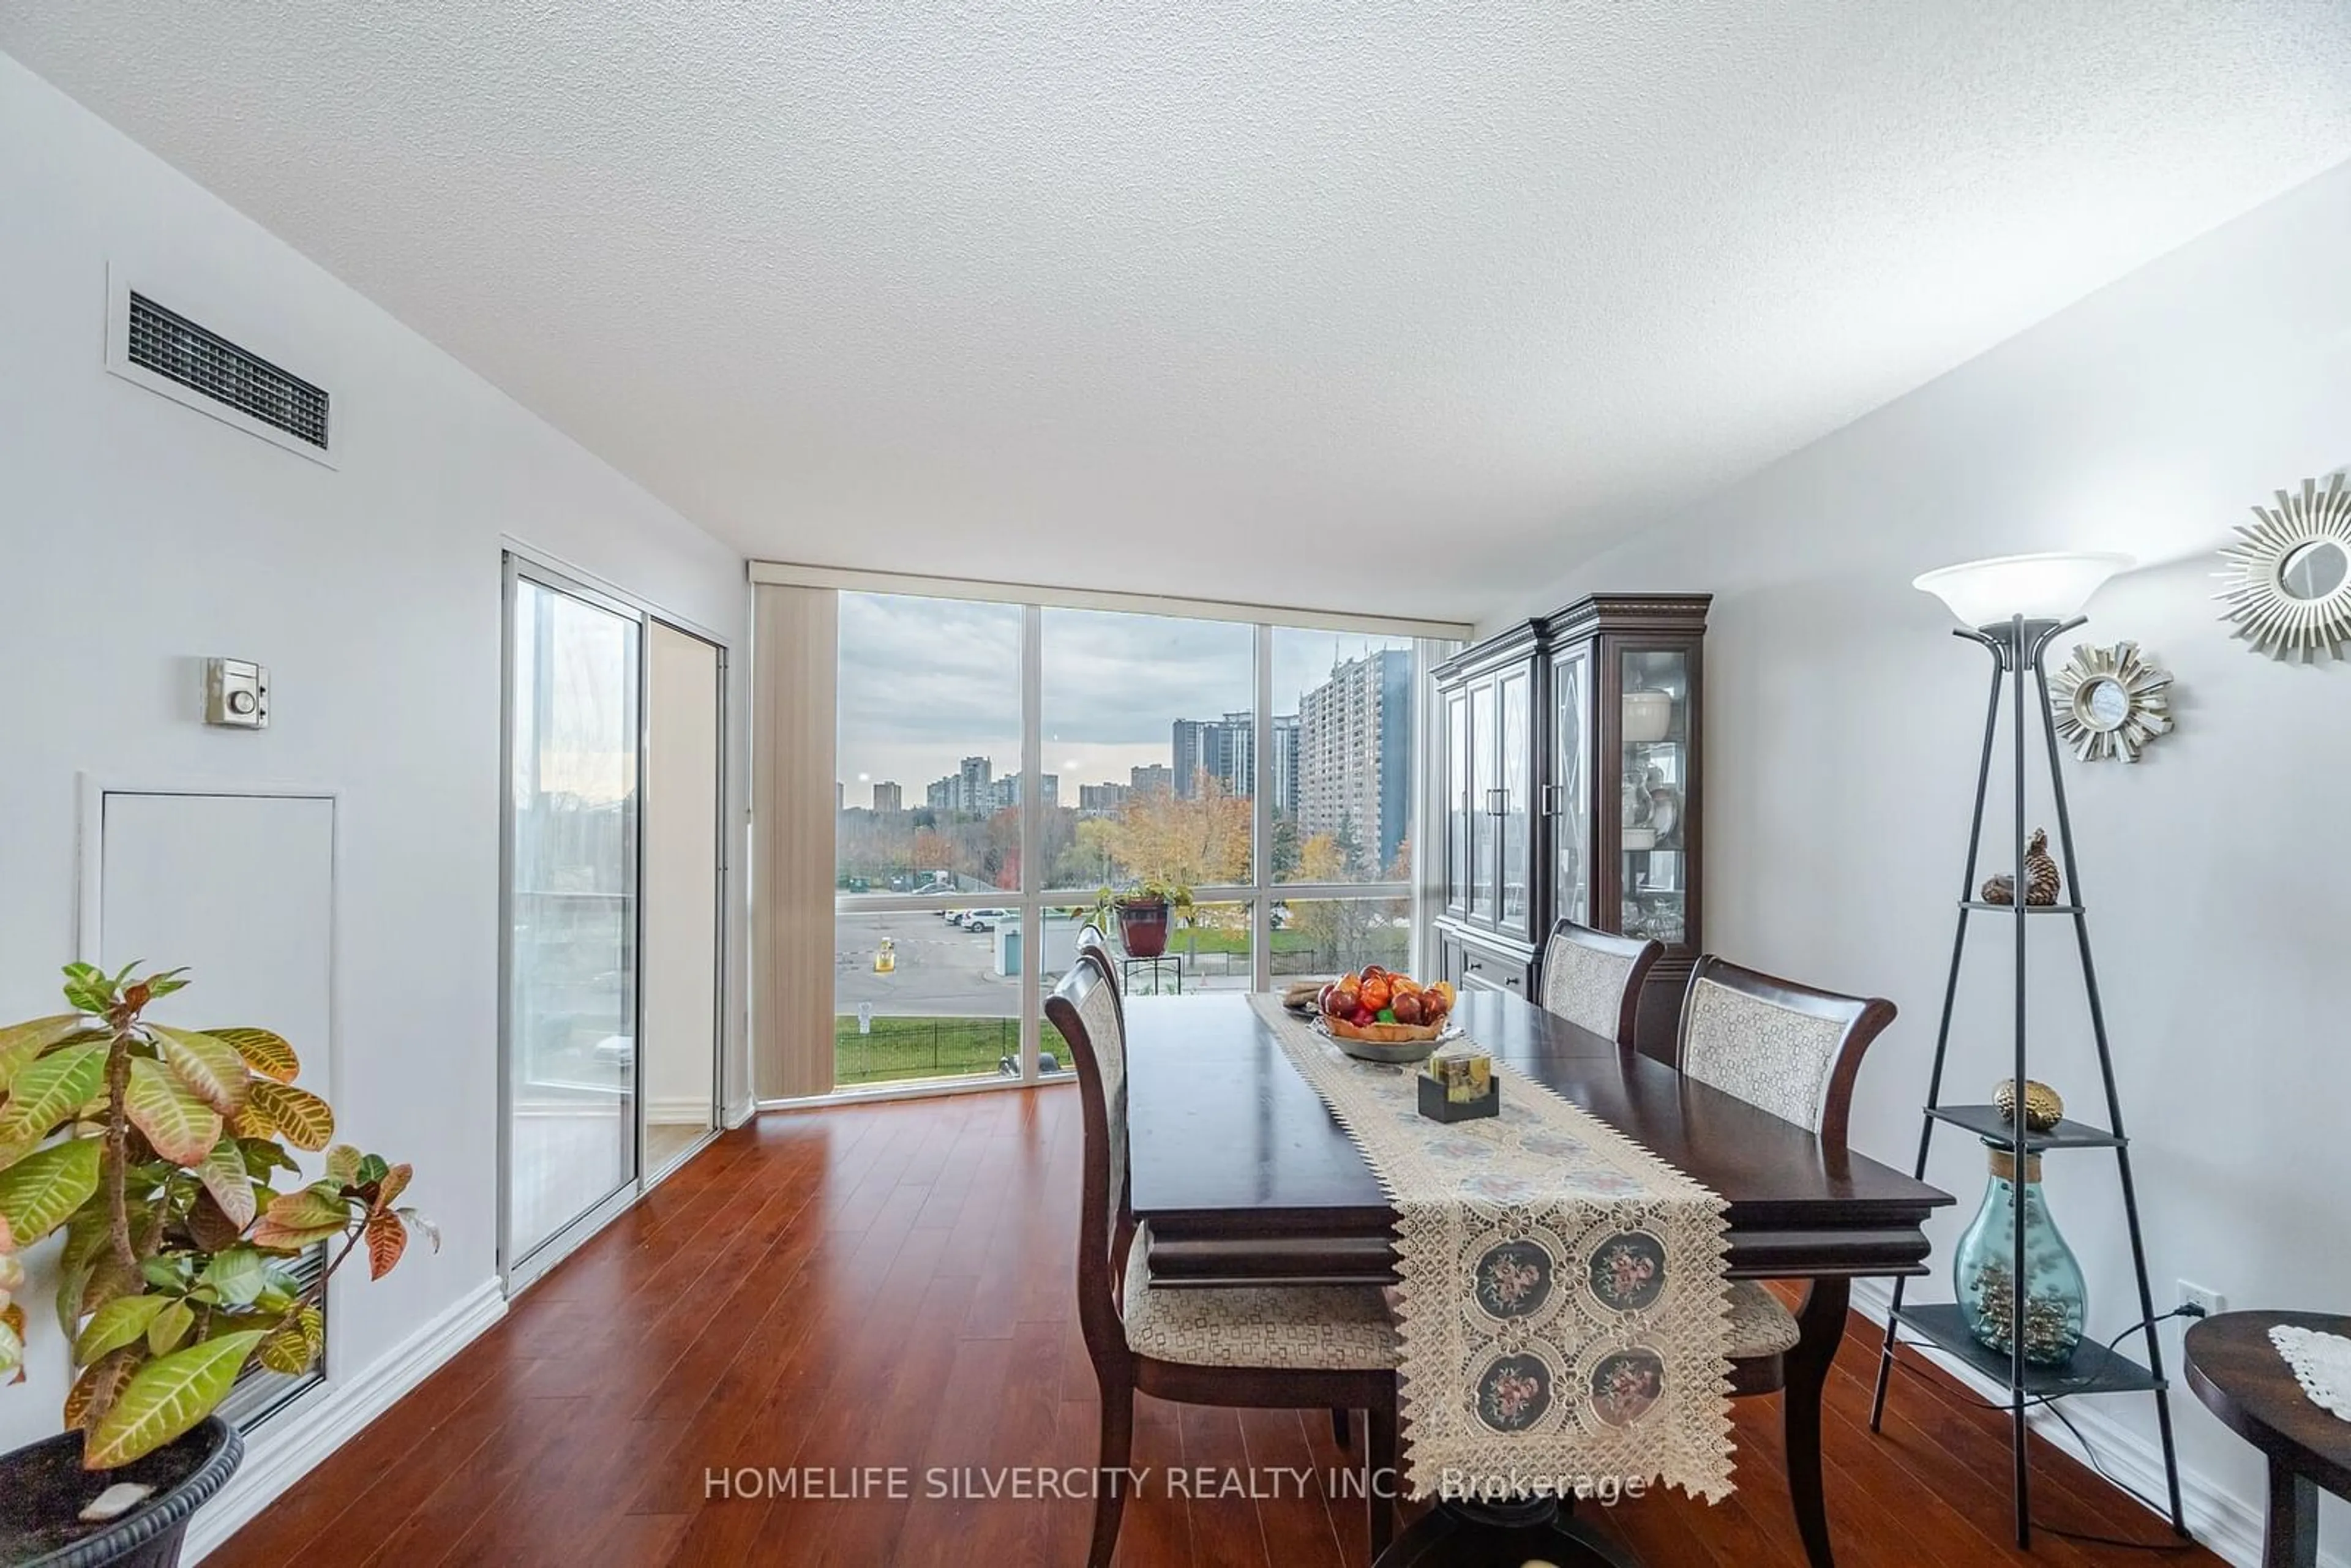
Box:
[2178,1280,2225,1319]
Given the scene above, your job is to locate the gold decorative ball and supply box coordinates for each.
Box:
[1993,1078,2064,1131]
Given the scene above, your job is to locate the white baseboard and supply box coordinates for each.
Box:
[185,1277,507,1562]
[1853,1280,2339,1568]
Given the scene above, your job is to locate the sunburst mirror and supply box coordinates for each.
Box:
[2216,474,2351,662]
[2051,642,2173,763]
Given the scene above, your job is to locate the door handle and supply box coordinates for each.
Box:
[1539,784,1565,816]
[1485,788,1509,817]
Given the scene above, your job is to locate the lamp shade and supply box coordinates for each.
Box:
[1913,552,2134,628]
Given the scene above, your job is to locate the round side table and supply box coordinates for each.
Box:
[2185,1311,2351,1568]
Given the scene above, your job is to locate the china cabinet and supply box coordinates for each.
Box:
[1433,594,1709,1054]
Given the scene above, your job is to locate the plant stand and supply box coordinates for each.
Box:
[1865,613,2188,1548]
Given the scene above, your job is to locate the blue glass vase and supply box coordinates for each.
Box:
[1951,1141,2087,1367]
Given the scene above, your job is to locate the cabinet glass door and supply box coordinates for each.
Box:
[1552,650,1591,926]
[1444,690,1470,920]
[1618,648,1689,948]
[1498,667,1531,936]
[1468,678,1498,921]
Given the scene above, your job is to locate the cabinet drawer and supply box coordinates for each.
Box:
[1450,943,1528,997]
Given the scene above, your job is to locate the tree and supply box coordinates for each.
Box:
[1097,778,1250,890]
[1270,814,1301,882]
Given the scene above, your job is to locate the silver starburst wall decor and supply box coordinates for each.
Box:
[2050,642,2173,763]
[2216,474,2351,662]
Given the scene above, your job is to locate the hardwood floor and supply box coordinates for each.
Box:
[215,1088,2223,1567]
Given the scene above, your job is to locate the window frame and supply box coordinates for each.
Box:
[802,563,1469,1092]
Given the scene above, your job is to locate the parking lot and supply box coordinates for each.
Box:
[836,909,1022,1018]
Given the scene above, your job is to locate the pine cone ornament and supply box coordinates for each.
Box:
[1979,830,2063,906]
[2025,830,2061,906]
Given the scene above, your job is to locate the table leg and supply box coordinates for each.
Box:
[1784,1277,1851,1568]
[2263,1457,2316,1568]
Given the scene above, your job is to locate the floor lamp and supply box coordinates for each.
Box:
[1869,550,2189,1547]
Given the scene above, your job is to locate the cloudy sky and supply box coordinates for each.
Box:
[836,591,1414,803]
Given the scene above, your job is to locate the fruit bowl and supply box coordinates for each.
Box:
[1321,1016,1446,1045]
[1313,1014,1461,1065]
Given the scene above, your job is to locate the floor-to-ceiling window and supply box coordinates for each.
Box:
[834,593,1025,1087]
[822,580,1453,1092]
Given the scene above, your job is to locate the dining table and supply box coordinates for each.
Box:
[1122,986,1955,1568]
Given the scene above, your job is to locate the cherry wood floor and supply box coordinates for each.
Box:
[216,1088,2223,1567]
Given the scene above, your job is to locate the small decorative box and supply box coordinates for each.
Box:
[1417,1045,1498,1123]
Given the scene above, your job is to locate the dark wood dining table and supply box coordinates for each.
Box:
[1122,987,1954,1567]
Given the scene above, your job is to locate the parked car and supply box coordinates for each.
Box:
[964,908,1014,932]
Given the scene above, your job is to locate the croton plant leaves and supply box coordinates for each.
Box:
[66,1346,141,1433]
[4,967,427,1469]
[203,1027,300,1085]
[193,1136,258,1231]
[73,1294,170,1368]
[83,1329,269,1469]
[255,1305,325,1376]
[246,1081,334,1152]
[1,1302,23,1384]
[0,1041,109,1150]
[0,1138,103,1242]
[150,1027,251,1117]
[364,1210,408,1280]
[124,1057,223,1166]
[249,1187,349,1252]
[0,1015,100,1095]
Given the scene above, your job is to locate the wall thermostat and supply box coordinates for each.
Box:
[204,658,269,729]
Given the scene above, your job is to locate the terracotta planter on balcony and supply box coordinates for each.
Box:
[1116,897,1172,959]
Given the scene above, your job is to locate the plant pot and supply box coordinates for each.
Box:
[1116,898,1172,959]
[1,1417,241,1568]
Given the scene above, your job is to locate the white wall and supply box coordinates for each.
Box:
[0,43,751,1504]
[1490,159,2351,1562]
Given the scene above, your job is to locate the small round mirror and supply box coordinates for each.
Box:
[2074,676,2130,733]
[2280,539,2349,601]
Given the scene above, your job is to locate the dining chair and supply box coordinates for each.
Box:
[1537,918,1663,1046]
[1044,951,1401,1567]
[1673,954,1898,1568]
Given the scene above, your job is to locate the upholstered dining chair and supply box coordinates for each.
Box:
[1044,952,1400,1567]
[1537,918,1663,1046]
[1673,954,1898,1568]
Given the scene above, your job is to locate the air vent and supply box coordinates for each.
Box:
[126,292,330,449]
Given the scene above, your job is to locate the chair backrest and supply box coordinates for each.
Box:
[1671,955,1896,1152]
[1074,923,1124,1035]
[1043,948,1133,1370]
[1539,919,1663,1046]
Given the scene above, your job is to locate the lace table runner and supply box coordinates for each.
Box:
[1248,994,1733,1502]
[2271,1324,2351,1421]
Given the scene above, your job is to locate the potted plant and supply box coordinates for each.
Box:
[1093,877,1192,961]
[0,963,432,1567]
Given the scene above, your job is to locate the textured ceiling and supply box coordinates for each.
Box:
[8,4,2351,618]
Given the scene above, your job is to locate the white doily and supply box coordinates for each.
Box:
[2269,1324,2351,1422]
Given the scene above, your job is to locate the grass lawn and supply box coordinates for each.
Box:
[835,1015,1019,1086]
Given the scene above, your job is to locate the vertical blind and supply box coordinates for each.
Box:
[752,584,839,1099]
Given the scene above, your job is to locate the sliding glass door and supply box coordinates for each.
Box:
[504,565,644,1278]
